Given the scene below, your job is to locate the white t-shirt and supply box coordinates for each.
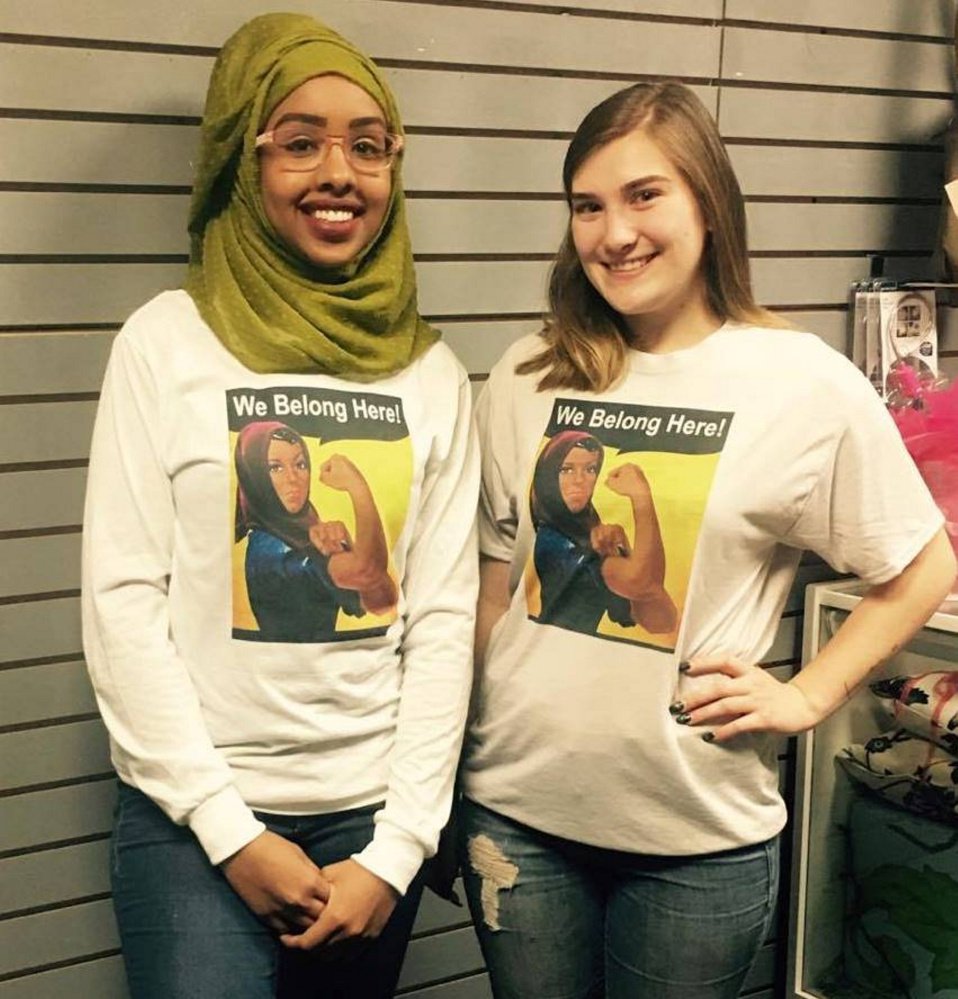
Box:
[82,290,479,893]
[462,325,942,855]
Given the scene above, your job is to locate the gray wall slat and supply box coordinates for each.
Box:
[0,955,127,999]
[0,659,95,728]
[0,596,81,664]
[396,926,484,991]
[0,468,88,532]
[0,840,111,917]
[749,203,938,253]
[752,254,924,306]
[440,321,542,375]
[0,719,111,793]
[0,779,116,853]
[0,42,212,115]
[722,26,953,94]
[719,87,952,144]
[406,201,566,255]
[0,401,97,464]
[0,43,719,131]
[730,147,942,200]
[3,1,722,78]
[2,263,186,329]
[0,897,118,978]
[404,972,492,999]
[2,124,943,197]
[0,194,942,257]
[0,534,81,598]
[784,311,847,353]
[764,615,798,666]
[726,0,953,36]
[502,0,722,14]
[0,332,114,396]
[412,880,469,936]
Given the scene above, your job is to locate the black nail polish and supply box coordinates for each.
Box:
[678,661,691,673]
[668,701,684,715]
[702,731,715,743]
[675,712,691,725]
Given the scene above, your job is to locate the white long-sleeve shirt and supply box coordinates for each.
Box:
[82,290,478,893]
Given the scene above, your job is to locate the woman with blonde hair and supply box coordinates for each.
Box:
[459,81,955,998]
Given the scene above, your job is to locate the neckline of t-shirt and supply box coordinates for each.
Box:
[626,322,739,373]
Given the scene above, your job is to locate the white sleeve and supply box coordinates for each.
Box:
[81,328,265,865]
[784,360,944,584]
[476,361,520,562]
[352,365,479,894]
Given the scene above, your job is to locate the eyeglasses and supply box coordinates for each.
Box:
[254,122,403,175]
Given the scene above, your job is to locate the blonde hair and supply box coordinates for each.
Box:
[519,81,786,392]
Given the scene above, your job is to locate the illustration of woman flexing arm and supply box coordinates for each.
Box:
[235,421,397,642]
[531,430,676,635]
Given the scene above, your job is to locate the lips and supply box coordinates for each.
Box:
[604,251,658,275]
[297,200,366,244]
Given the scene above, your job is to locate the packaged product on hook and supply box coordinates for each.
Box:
[878,288,938,402]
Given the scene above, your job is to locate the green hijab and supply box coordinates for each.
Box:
[185,12,438,378]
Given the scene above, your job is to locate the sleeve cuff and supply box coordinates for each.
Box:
[352,823,427,896]
[188,784,266,866]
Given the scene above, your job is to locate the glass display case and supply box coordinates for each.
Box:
[787,580,958,999]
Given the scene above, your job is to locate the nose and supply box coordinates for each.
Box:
[601,205,638,255]
[313,138,355,190]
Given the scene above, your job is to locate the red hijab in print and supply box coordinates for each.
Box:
[234,421,318,550]
[530,430,604,548]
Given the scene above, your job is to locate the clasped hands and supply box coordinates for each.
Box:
[671,656,824,743]
[221,830,398,951]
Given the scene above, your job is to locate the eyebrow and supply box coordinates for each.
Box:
[272,112,388,129]
[570,173,673,201]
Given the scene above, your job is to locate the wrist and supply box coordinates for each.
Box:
[787,676,830,723]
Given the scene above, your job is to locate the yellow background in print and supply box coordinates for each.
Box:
[230,433,412,636]
[524,442,721,650]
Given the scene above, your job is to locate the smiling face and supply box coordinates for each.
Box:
[570,127,715,350]
[557,445,600,513]
[258,74,392,269]
[267,438,310,514]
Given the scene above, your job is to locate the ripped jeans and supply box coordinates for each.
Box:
[458,797,778,999]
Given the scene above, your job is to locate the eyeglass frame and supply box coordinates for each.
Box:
[254,127,405,175]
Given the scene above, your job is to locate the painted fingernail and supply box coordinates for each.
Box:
[675,712,691,725]
[668,701,685,715]
[678,661,691,673]
[702,731,716,743]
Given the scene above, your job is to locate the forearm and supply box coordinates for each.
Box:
[792,529,956,721]
[602,499,668,599]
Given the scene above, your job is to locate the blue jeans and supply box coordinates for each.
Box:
[111,782,424,999]
[458,798,778,999]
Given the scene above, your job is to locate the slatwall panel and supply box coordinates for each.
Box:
[2,0,955,995]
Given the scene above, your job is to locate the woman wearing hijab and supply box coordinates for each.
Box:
[531,430,675,634]
[233,420,397,642]
[81,13,478,999]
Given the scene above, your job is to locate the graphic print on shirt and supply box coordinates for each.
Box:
[227,387,411,643]
[526,398,732,652]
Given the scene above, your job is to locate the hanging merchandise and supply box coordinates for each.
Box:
[850,279,940,403]
[878,288,938,402]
